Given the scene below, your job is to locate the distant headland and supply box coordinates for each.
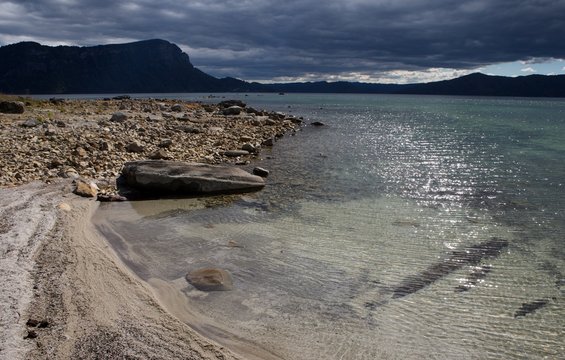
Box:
[1,39,564,97]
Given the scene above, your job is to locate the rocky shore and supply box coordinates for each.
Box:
[0,96,301,194]
[0,95,301,360]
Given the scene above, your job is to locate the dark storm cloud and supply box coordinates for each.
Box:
[1,0,564,81]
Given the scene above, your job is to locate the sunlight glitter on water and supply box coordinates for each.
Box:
[96,94,565,359]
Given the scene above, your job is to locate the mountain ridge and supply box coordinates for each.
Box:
[1,39,564,97]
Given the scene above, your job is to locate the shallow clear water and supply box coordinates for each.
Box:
[96,94,565,359]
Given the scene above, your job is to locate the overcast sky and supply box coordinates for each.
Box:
[1,0,564,83]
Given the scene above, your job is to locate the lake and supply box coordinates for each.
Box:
[95,93,565,359]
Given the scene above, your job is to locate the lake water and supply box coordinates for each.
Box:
[95,94,564,359]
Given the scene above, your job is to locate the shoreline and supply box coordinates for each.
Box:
[0,96,302,359]
[0,181,242,359]
[0,95,301,189]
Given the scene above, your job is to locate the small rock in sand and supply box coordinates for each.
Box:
[227,240,243,248]
[58,203,72,211]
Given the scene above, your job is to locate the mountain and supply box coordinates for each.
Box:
[254,81,405,94]
[1,39,564,97]
[397,73,565,97]
[0,39,239,94]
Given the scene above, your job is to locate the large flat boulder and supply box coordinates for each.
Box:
[121,160,265,195]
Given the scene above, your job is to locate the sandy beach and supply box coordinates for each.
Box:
[1,181,247,359]
[0,96,301,359]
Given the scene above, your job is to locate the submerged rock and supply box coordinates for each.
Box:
[392,237,509,299]
[186,268,233,291]
[120,160,265,195]
[514,298,553,318]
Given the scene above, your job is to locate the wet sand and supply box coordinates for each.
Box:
[0,180,245,359]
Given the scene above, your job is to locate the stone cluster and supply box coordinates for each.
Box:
[0,97,302,192]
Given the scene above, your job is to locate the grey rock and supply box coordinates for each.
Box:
[181,126,202,134]
[148,149,170,160]
[112,95,131,100]
[125,141,144,153]
[73,147,87,157]
[121,160,265,195]
[48,159,63,169]
[222,106,243,116]
[253,167,270,177]
[99,140,113,151]
[171,104,183,112]
[0,101,25,114]
[218,100,246,108]
[146,115,161,122]
[311,121,325,126]
[241,143,257,153]
[224,150,250,157]
[97,194,127,202]
[158,139,173,148]
[110,112,128,122]
[21,119,40,128]
[63,168,79,179]
[44,125,57,136]
[262,137,274,146]
[49,97,66,105]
